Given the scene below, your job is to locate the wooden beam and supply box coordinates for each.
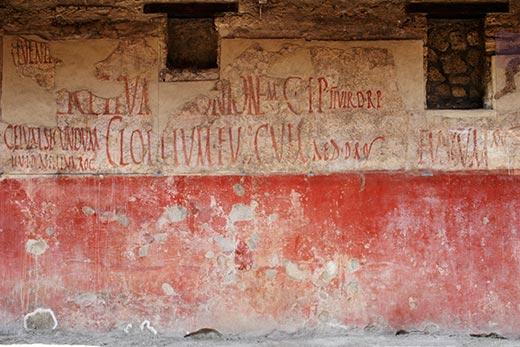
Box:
[143,2,238,18]
[406,1,509,18]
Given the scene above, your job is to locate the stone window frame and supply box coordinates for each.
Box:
[425,17,489,110]
[160,17,220,82]
[143,1,238,82]
[407,1,510,111]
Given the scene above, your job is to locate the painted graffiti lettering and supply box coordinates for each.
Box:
[317,76,382,112]
[161,125,235,168]
[208,80,241,116]
[252,122,308,164]
[10,154,96,171]
[313,136,385,162]
[105,116,153,167]
[178,127,212,167]
[216,126,242,165]
[56,77,150,117]
[10,36,59,90]
[97,114,387,170]
[417,128,504,169]
[175,75,384,118]
[155,119,378,169]
[283,76,383,115]
[3,124,99,152]
[121,76,151,116]
[11,37,53,67]
[242,76,265,116]
[283,76,304,115]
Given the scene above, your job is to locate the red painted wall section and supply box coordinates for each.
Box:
[1,174,519,334]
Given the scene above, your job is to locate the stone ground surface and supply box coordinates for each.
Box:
[1,329,520,347]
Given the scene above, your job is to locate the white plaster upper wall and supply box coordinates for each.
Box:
[2,37,159,125]
[220,39,425,112]
[53,39,123,97]
[2,36,56,126]
[493,54,520,113]
[0,35,518,175]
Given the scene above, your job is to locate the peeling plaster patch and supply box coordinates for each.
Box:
[483,216,490,225]
[161,283,177,296]
[224,271,237,283]
[125,249,136,260]
[25,239,48,256]
[72,292,105,307]
[247,233,260,250]
[11,37,61,90]
[269,255,280,267]
[290,190,302,208]
[140,320,157,335]
[233,183,245,196]
[116,214,130,227]
[268,213,278,223]
[201,223,214,233]
[209,197,216,208]
[285,261,308,281]
[99,211,130,227]
[266,269,277,279]
[216,256,237,282]
[227,201,257,229]
[230,203,255,221]
[153,233,168,242]
[95,39,157,81]
[45,227,55,236]
[82,206,95,216]
[157,205,188,228]
[409,297,418,310]
[139,244,149,257]
[318,291,328,300]
[349,259,360,272]
[214,236,236,253]
[347,280,359,294]
[422,323,440,334]
[205,250,215,259]
[436,263,448,275]
[23,308,58,330]
[217,255,227,267]
[321,261,338,283]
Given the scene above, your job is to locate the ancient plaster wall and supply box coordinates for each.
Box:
[1,37,425,175]
[2,35,520,175]
[2,0,520,337]
[3,174,520,335]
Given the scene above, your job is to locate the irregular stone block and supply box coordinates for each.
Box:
[23,308,58,331]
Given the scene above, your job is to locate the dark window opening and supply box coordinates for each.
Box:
[407,1,510,109]
[144,2,238,76]
[426,18,486,109]
[167,18,218,70]
[406,1,509,18]
[143,2,238,18]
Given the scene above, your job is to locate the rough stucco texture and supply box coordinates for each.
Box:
[3,0,520,338]
[1,173,520,334]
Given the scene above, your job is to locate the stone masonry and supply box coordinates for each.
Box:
[427,18,486,109]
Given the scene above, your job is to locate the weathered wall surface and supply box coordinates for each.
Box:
[2,0,520,337]
[3,174,520,335]
[2,37,425,174]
